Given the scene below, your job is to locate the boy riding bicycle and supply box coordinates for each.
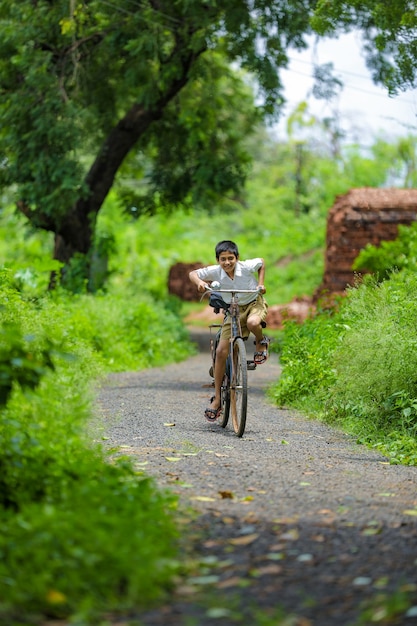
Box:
[189,240,270,421]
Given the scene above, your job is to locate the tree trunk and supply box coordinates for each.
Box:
[51,45,203,289]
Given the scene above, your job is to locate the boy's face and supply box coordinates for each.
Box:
[218,250,238,275]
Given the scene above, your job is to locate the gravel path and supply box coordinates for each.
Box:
[98,328,417,626]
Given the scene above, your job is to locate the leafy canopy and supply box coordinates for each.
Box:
[312,0,417,94]
[0,0,314,222]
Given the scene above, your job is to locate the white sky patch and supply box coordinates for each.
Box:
[276,32,417,143]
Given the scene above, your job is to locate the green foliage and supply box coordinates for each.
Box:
[0,468,179,620]
[0,323,54,407]
[311,0,417,94]
[269,306,342,406]
[354,220,417,280]
[0,0,315,278]
[118,53,260,214]
[273,270,417,465]
[0,274,184,622]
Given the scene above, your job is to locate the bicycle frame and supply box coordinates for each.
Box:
[205,287,262,437]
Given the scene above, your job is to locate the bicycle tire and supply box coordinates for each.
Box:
[219,357,231,428]
[230,337,248,437]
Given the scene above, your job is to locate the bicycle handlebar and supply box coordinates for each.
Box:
[204,286,263,294]
[200,285,262,302]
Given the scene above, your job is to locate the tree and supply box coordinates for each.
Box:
[0,0,315,288]
[311,0,417,94]
[1,1,416,289]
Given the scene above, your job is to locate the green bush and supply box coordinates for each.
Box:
[0,274,188,622]
[272,271,417,465]
[269,304,342,408]
[353,221,417,281]
[0,466,179,621]
[323,272,417,463]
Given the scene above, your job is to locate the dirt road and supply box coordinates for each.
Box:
[99,328,417,625]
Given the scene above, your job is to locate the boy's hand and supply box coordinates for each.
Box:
[197,281,209,293]
[257,285,266,294]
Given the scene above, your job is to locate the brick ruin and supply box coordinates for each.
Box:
[168,262,204,302]
[318,187,417,295]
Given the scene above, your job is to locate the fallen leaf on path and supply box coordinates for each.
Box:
[215,453,228,457]
[266,552,284,561]
[353,577,372,586]
[206,608,232,619]
[403,509,417,516]
[272,516,299,524]
[229,533,259,546]
[280,529,299,541]
[191,496,217,502]
[203,539,224,548]
[219,490,234,499]
[361,521,382,536]
[252,564,283,576]
[165,457,182,462]
[217,576,245,589]
[175,584,199,595]
[281,439,289,445]
[163,423,176,427]
[188,575,220,585]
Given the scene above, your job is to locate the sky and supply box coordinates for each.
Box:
[276,32,417,145]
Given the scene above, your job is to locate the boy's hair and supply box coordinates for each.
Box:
[215,240,239,260]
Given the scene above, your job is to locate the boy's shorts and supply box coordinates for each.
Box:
[220,295,268,341]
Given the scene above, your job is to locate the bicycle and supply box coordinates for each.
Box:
[203,285,266,438]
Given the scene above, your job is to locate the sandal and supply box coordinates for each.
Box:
[254,337,271,365]
[204,396,221,422]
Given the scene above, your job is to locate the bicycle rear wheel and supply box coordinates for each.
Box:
[230,337,248,437]
[219,356,231,428]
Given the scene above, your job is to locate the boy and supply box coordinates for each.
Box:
[189,240,269,421]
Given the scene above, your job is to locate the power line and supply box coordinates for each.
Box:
[285,67,417,106]
[286,56,417,106]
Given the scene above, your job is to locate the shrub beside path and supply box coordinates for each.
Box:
[99,328,417,625]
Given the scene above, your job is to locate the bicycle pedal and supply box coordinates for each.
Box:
[246,360,257,370]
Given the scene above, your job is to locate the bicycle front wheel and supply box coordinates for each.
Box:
[230,337,248,437]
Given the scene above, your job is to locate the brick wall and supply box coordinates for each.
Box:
[318,188,417,295]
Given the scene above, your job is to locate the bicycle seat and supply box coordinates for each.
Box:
[209,292,230,314]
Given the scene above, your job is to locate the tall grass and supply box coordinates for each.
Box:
[271,271,417,465]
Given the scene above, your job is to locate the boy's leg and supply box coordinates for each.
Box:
[211,338,229,409]
[245,297,269,362]
[205,338,228,420]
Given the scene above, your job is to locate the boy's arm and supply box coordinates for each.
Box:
[257,259,266,294]
[189,269,209,293]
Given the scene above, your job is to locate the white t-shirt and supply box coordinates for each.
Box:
[196,258,263,305]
